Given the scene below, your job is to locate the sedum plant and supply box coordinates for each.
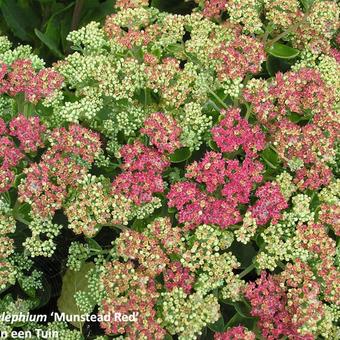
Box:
[0,0,339,339]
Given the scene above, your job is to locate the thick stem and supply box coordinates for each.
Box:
[71,0,85,32]
[245,103,252,120]
[14,215,30,225]
[239,263,255,279]
[209,89,228,109]
[262,157,277,170]
[269,144,290,163]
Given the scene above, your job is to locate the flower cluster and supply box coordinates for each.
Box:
[245,272,300,339]
[95,218,240,339]
[215,326,256,340]
[168,149,264,229]
[0,0,339,338]
[18,124,101,217]
[244,67,339,190]
[211,107,265,158]
[112,140,169,205]
[0,198,16,289]
[141,112,182,153]
[23,217,62,257]
[0,59,63,103]
[249,182,288,225]
[0,115,46,193]
[211,34,266,81]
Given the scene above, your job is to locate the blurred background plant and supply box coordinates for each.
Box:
[0,0,196,64]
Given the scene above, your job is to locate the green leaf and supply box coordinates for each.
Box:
[14,202,32,223]
[86,238,102,252]
[261,148,279,168]
[266,55,291,76]
[1,191,11,205]
[225,313,256,329]
[208,140,219,151]
[166,43,184,54]
[97,107,111,120]
[151,0,195,13]
[202,99,220,123]
[18,279,36,298]
[233,301,252,319]
[60,17,71,52]
[208,316,225,332]
[14,173,25,188]
[57,262,95,328]
[46,2,75,52]
[255,233,265,249]
[48,1,75,21]
[168,207,177,213]
[309,193,320,212]
[35,28,63,58]
[164,335,173,340]
[0,0,31,40]
[169,147,192,163]
[267,43,300,59]
[131,218,148,232]
[300,0,315,11]
[288,111,304,123]
[80,0,115,24]
[230,242,257,269]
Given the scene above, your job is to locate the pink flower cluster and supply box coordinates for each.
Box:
[9,114,46,153]
[100,218,187,338]
[164,261,194,295]
[273,119,336,165]
[146,217,184,254]
[244,68,338,190]
[0,117,6,135]
[186,151,226,193]
[168,152,264,229]
[116,229,169,277]
[277,260,323,338]
[247,253,335,340]
[104,11,157,50]
[18,125,101,217]
[0,135,24,169]
[48,124,101,163]
[249,182,288,225]
[319,203,340,236]
[296,223,339,304]
[222,158,263,204]
[202,0,228,18]
[18,153,85,217]
[294,163,333,190]
[211,108,265,158]
[245,272,298,339]
[0,115,46,193]
[272,69,332,115]
[115,0,149,9]
[167,181,240,229]
[0,60,64,103]
[214,326,256,340]
[119,140,169,172]
[112,140,169,205]
[141,112,181,154]
[211,35,266,80]
[100,260,165,339]
[244,68,334,124]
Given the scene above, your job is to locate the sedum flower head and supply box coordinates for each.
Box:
[161,288,220,339]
